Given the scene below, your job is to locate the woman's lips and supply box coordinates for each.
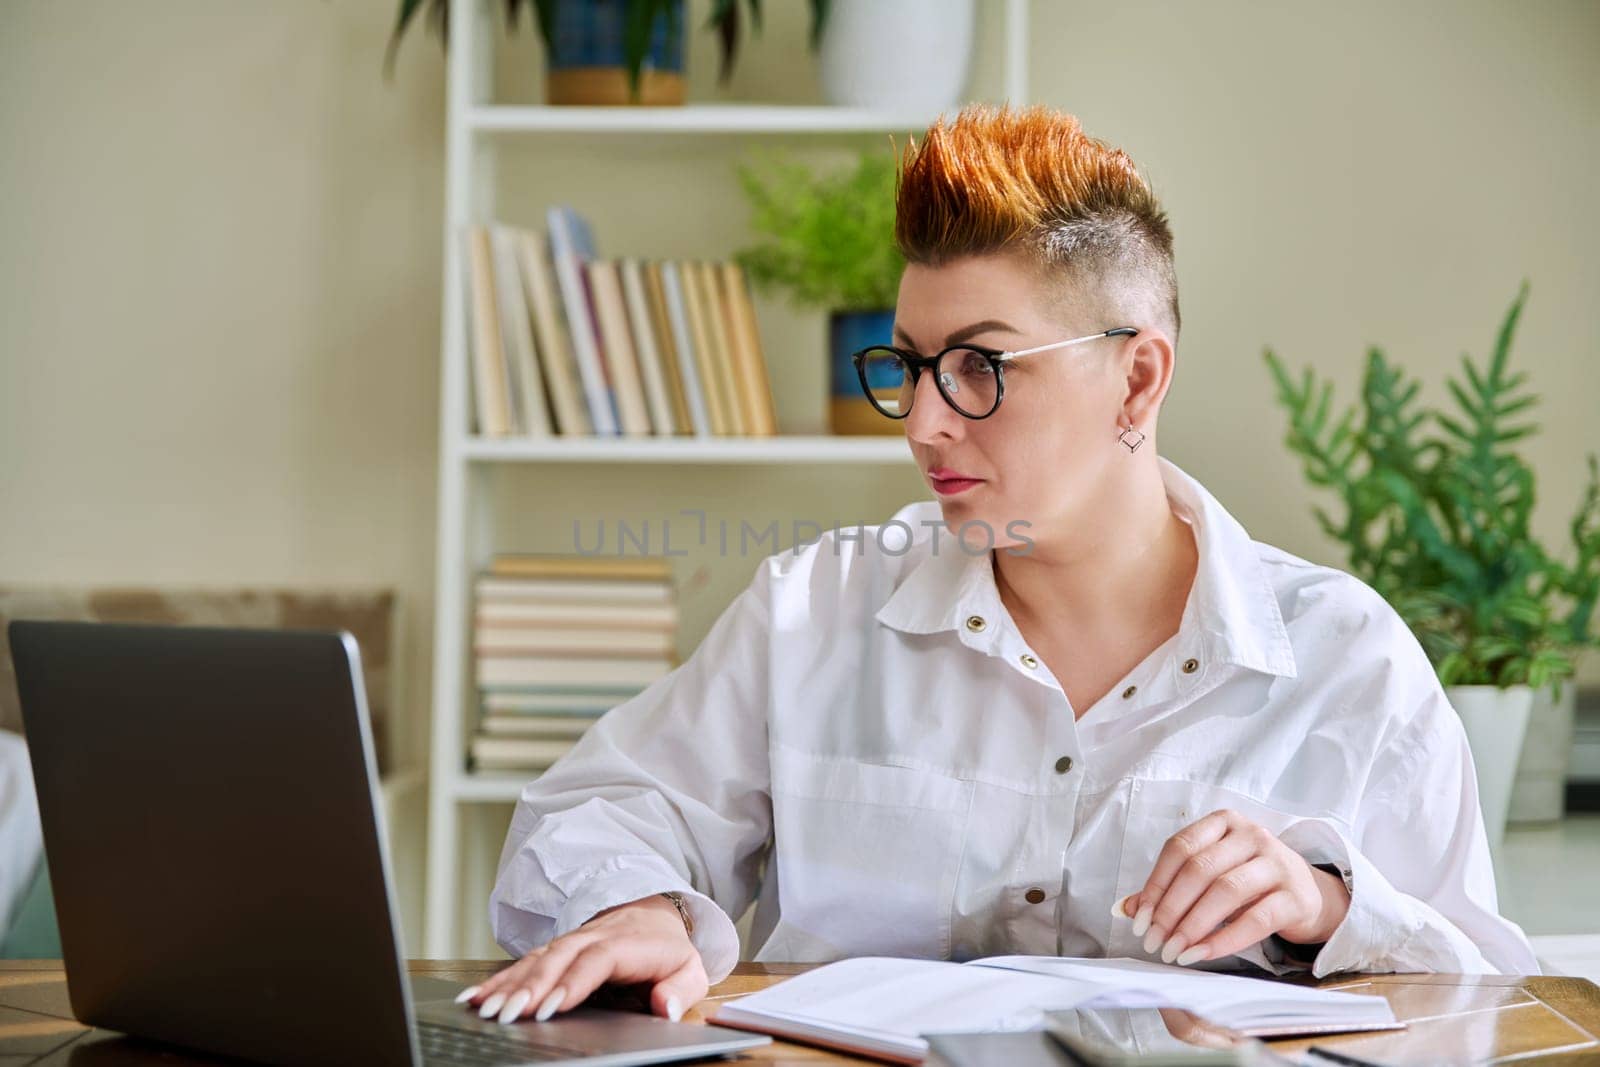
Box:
[932,477,983,496]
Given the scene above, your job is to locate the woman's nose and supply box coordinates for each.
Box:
[903,370,964,442]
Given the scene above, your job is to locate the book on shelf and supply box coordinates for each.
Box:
[476,626,676,657]
[480,713,600,737]
[483,688,641,713]
[690,259,742,435]
[639,260,698,434]
[468,552,680,774]
[513,224,592,435]
[585,257,654,435]
[678,257,730,434]
[489,224,555,437]
[464,225,515,437]
[473,579,675,604]
[477,599,679,629]
[722,261,779,435]
[488,553,673,581]
[469,734,580,772]
[547,206,620,435]
[657,260,714,436]
[478,654,673,689]
[620,258,681,435]
[463,207,778,441]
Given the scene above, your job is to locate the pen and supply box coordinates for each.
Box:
[1306,1044,1388,1067]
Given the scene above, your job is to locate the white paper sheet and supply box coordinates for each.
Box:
[971,955,1396,1030]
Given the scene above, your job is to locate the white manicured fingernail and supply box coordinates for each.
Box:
[535,988,565,1022]
[666,995,683,1022]
[499,990,531,1024]
[1176,945,1208,966]
[1110,895,1131,919]
[455,985,480,1004]
[1132,903,1153,938]
[478,992,506,1019]
[1142,924,1163,954]
[1161,937,1186,964]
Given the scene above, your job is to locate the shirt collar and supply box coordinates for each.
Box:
[873,456,1298,680]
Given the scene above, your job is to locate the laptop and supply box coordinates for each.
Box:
[8,620,770,1067]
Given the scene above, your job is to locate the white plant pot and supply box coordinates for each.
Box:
[1445,684,1534,862]
[818,0,975,113]
[1508,681,1578,824]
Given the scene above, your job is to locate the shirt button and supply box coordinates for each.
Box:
[1182,657,1199,674]
[1024,888,1046,905]
[1054,755,1074,774]
[965,615,987,633]
[1121,685,1137,698]
[1020,653,1038,669]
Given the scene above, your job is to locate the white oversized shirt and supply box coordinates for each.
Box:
[489,456,1539,983]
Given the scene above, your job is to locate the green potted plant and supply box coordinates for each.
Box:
[386,0,827,106]
[733,148,904,435]
[1264,281,1599,850]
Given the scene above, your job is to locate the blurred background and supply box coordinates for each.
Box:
[1,0,1596,969]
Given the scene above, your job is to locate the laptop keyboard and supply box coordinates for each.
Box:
[419,1019,590,1065]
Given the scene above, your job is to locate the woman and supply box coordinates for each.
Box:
[460,104,1538,1027]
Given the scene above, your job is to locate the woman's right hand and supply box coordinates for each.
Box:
[456,894,707,1025]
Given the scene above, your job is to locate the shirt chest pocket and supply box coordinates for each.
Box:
[762,742,974,961]
[1109,778,1308,960]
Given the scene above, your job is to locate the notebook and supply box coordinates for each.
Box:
[707,956,1402,1064]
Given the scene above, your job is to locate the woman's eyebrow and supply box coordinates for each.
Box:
[892,319,1022,349]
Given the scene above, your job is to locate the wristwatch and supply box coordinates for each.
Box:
[1312,857,1350,902]
[660,891,695,937]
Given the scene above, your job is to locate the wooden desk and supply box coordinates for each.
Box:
[1,960,1597,1064]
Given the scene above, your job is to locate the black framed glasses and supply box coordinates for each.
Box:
[850,327,1139,420]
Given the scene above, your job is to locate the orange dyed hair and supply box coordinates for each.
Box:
[893,103,1180,343]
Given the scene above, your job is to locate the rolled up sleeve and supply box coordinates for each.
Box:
[1266,687,1539,977]
[487,557,776,984]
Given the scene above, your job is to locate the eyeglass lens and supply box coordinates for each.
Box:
[857,347,998,418]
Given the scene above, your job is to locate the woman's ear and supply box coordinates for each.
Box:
[1119,329,1175,431]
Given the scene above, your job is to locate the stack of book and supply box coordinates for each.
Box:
[464,206,779,440]
[469,553,679,775]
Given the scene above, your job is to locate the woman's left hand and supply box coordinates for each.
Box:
[1113,808,1351,966]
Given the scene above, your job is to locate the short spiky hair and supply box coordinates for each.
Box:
[893,103,1180,344]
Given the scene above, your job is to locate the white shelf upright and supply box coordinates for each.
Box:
[423,0,1031,958]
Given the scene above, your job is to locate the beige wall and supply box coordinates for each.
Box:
[1,6,446,744]
[3,0,1598,950]
[0,0,449,947]
[0,2,447,699]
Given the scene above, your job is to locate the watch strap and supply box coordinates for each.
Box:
[660,891,695,937]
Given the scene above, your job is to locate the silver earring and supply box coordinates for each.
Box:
[1118,423,1146,453]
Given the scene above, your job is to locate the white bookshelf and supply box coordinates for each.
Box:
[470,104,982,135]
[458,434,912,464]
[450,773,536,804]
[423,0,1032,958]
